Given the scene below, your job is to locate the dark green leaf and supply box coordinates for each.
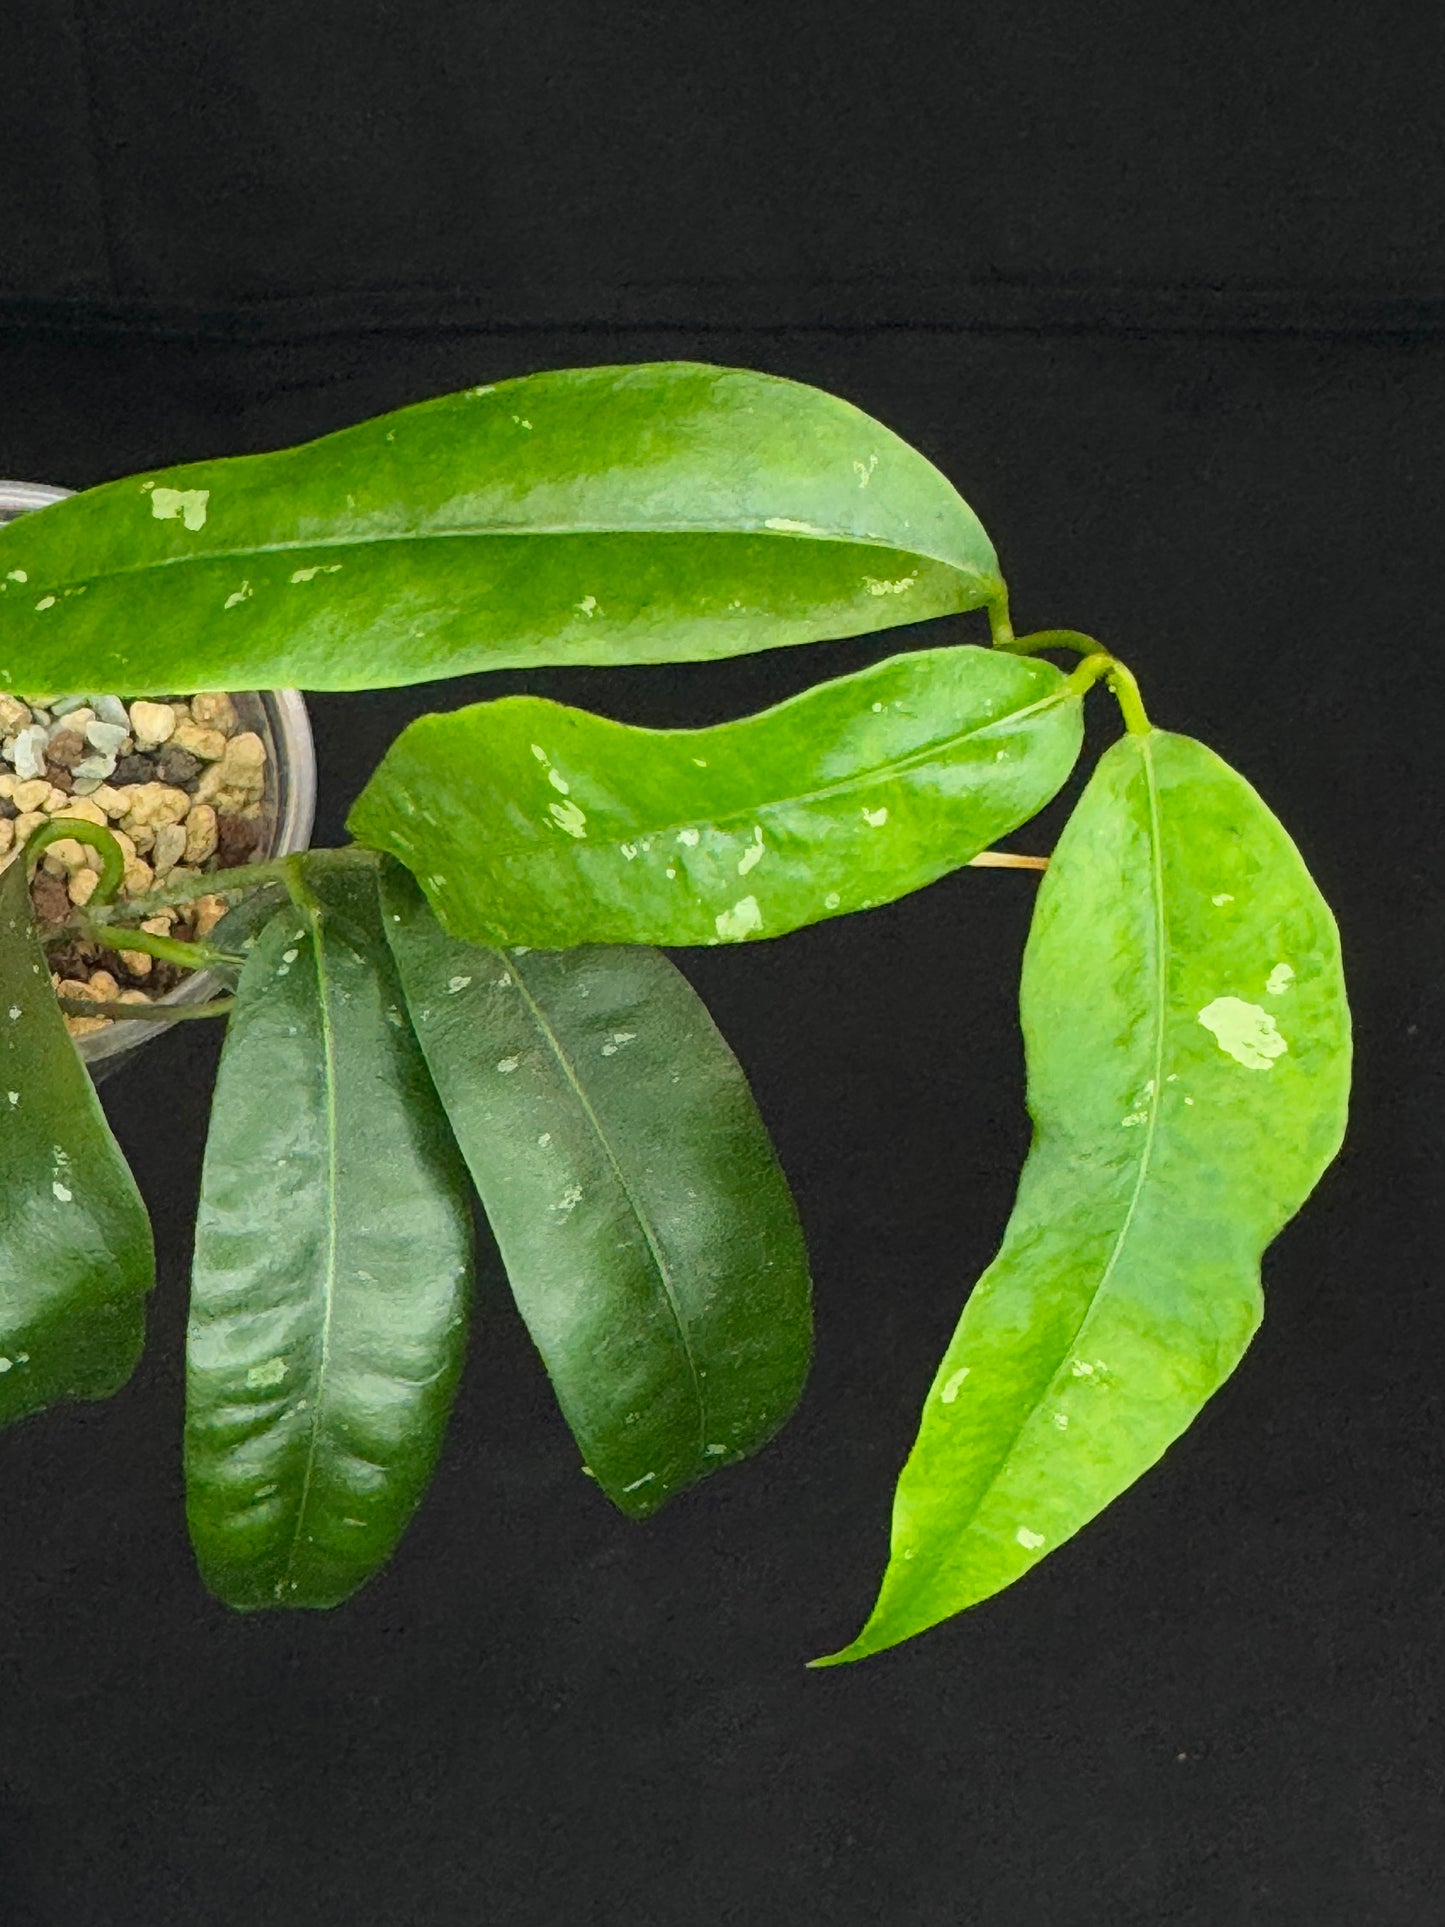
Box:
[349,647,1081,950]
[0,855,153,1425]
[379,862,811,1517]
[0,363,1004,699]
[184,855,474,1609]
[817,730,1351,1663]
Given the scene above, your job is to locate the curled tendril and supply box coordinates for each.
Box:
[24,816,127,906]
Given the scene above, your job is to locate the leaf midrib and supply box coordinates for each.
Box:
[280,898,342,1590]
[408,680,1076,869]
[504,949,709,1463]
[7,521,994,596]
[900,733,1169,1560]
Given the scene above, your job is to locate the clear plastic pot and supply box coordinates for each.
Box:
[0,479,317,1080]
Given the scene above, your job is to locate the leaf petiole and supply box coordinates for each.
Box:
[57,994,236,1023]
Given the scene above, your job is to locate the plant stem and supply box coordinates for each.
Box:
[986,593,1015,647]
[25,818,126,904]
[87,843,374,927]
[1106,660,1153,735]
[1005,629,1109,659]
[57,994,235,1023]
[78,919,242,970]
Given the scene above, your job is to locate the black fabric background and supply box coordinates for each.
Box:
[1,7,1442,1923]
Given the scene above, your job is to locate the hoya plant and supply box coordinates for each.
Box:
[0,363,1350,1661]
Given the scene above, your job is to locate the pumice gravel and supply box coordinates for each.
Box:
[0,688,270,1036]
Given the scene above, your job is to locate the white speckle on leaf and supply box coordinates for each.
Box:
[530,744,549,763]
[281,948,299,964]
[576,595,598,617]
[7,1092,17,1106]
[715,895,763,942]
[862,575,916,597]
[764,517,825,534]
[537,1133,551,1148]
[620,843,638,860]
[1198,996,1288,1070]
[289,563,343,583]
[224,581,253,609]
[623,1472,656,1493]
[51,1181,72,1202]
[1052,1412,1070,1429]
[496,1055,520,1074]
[1121,1111,1148,1127]
[1184,1095,1195,1105]
[150,486,209,531]
[512,416,532,429]
[737,827,765,875]
[1212,892,1234,907]
[1016,1527,1046,1550]
[665,866,677,879]
[940,1366,970,1404]
[1266,962,1295,996]
[1070,1358,1095,1378]
[692,757,708,768]
[704,1443,727,1457]
[871,700,884,712]
[34,595,56,611]
[6,569,27,582]
[861,805,889,827]
[854,454,878,487]
[547,767,570,795]
[0,1359,9,1373]
[550,799,588,838]
[677,827,701,847]
[824,891,841,909]
[553,1185,584,1217]
[246,1357,287,1389]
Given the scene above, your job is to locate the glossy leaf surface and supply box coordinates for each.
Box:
[819,729,1351,1663]
[0,856,154,1425]
[380,863,811,1517]
[0,362,1003,698]
[185,857,473,1609]
[350,647,1081,949]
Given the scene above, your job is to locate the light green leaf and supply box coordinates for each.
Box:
[817,729,1351,1664]
[349,647,1081,950]
[0,363,1004,698]
[0,854,153,1425]
[379,862,811,1517]
[184,855,473,1610]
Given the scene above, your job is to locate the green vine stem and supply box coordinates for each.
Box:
[1105,660,1152,735]
[91,844,375,927]
[1004,628,1110,659]
[56,993,237,1024]
[76,921,243,971]
[24,816,126,906]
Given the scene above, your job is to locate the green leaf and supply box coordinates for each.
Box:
[0,855,153,1425]
[379,862,811,1517]
[184,856,474,1610]
[0,363,1004,699]
[816,729,1351,1664]
[349,646,1081,950]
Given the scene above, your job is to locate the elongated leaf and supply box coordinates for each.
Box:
[0,363,1003,699]
[184,856,473,1610]
[0,857,154,1423]
[379,862,810,1517]
[817,729,1351,1663]
[350,647,1081,950]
